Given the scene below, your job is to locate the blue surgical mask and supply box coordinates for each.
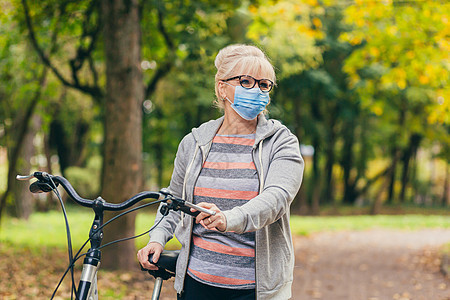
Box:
[224,85,270,120]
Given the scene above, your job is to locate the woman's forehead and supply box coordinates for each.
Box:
[233,67,274,80]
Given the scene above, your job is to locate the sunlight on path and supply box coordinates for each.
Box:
[293,229,450,300]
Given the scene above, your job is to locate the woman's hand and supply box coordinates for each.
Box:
[192,202,227,232]
[137,242,163,270]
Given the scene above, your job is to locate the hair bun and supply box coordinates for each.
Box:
[215,44,241,70]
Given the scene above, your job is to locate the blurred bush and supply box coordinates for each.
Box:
[64,156,101,199]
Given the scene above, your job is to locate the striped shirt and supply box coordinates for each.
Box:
[187,133,258,289]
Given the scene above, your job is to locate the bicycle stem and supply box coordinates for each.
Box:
[77,197,106,300]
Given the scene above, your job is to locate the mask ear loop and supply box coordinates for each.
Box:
[221,81,234,104]
[223,96,233,105]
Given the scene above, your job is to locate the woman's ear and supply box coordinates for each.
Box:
[218,81,227,100]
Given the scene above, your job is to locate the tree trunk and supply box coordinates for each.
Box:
[386,142,398,204]
[341,120,362,205]
[0,69,47,224]
[341,120,356,204]
[372,150,401,214]
[443,163,450,207]
[13,114,41,219]
[291,98,309,215]
[399,134,422,203]
[49,106,90,176]
[371,175,390,215]
[356,117,369,184]
[100,0,144,270]
[323,108,337,204]
[154,107,164,188]
[387,98,407,204]
[310,135,321,215]
[35,132,56,211]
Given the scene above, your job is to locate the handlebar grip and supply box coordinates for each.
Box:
[149,250,179,273]
[29,181,55,193]
[178,205,200,217]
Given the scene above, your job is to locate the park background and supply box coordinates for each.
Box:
[0,0,449,299]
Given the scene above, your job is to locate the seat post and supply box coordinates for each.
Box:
[151,277,163,300]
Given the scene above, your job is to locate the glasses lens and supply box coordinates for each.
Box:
[259,79,273,92]
[239,76,255,89]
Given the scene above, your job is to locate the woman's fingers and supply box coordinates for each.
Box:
[193,202,217,223]
[192,202,227,231]
[207,213,227,232]
[137,242,163,270]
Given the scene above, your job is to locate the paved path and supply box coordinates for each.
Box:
[292,229,450,300]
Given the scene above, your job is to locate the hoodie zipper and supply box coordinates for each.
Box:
[181,144,199,227]
[179,140,212,294]
[252,140,264,300]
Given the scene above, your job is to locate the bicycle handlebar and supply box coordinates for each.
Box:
[17,171,216,300]
[16,172,216,216]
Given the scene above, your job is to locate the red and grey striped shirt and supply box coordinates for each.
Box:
[187,133,258,289]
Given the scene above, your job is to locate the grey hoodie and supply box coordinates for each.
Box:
[149,115,304,299]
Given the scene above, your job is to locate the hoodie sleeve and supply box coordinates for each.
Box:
[223,128,304,234]
[148,134,192,246]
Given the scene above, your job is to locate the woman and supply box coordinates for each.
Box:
[137,44,304,299]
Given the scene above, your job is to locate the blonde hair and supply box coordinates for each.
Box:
[214,44,276,110]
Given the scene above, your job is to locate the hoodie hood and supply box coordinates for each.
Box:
[191,115,284,148]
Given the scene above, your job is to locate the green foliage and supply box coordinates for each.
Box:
[0,2,43,132]
[247,0,324,77]
[341,0,450,151]
[141,1,246,188]
[64,156,101,198]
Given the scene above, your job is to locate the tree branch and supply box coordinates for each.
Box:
[354,150,403,198]
[156,5,174,50]
[69,0,101,87]
[143,4,176,99]
[22,0,103,100]
[144,61,173,99]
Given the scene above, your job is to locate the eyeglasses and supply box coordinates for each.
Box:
[222,75,274,93]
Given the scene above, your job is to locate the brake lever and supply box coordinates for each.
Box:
[159,188,216,217]
[17,172,59,192]
[16,174,35,181]
[16,171,51,181]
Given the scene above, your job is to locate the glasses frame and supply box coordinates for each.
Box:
[222,75,274,93]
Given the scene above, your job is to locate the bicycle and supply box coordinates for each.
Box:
[16,171,215,300]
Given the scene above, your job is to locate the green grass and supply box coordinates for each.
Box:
[317,204,450,216]
[0,209,181,252]
[290,214,450,236]
[1,209,449,251]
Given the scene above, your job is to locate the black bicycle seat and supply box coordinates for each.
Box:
[141,250,180,280]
